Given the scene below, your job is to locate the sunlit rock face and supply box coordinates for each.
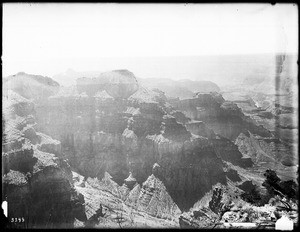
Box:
[2,90,36,153]
[74,171,181,227]
[134,174,182,219]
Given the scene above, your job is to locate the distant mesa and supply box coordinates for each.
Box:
[139,78,221,100]
[103,70,139,100]
[193,91,225,105]
[3,72,60,101]
[76,69,139,99]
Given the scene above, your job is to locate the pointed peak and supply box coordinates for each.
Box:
[104,171,113,179]
[125,172,136,182]
[144,174,159,186]
[153,163,160,169]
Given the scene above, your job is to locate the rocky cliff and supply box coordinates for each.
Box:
[76,69,139,99]
[184,121,253,167]
[2,88,86,228]
[172,92,272,141]
[169,91,297,183]
[72,171,180,228]
[235,132,297,170]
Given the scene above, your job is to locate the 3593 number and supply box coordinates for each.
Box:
[11,217,25,223]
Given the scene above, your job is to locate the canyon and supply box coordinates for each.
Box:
[2,70,298,228]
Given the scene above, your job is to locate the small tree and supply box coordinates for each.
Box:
[279,180,298,199]
[262,169,281,196]
[241,187,262,205]
[262,169,298,201]
[261,169,299,210]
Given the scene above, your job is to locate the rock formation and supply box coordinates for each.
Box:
[139,78,220,99]
[172,92,272,140]
[3,69,296,228]
[32,70,228,212]
[76,69,139,99]
[124,172,137,190]
[104,70,139,99]
[3,72,60,103]
[235,132,297,168]
[2,89,86,228]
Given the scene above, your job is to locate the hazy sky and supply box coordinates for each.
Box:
[2,3,298,78]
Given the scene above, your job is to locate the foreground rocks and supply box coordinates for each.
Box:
[179,183,298,229]
[73,171,180,228]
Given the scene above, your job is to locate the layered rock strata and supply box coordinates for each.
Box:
[33,71,228,211]
[2,87,86,228]
[172,92,272,140]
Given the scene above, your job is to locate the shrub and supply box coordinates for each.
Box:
[262,169,281,196]
[240,170,298,207]
[279,180,298,199]
[241,186,264,206]
[263,169,298,201]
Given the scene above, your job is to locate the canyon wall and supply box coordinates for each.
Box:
[6,70,288,226]
[31,71,229,211]
[172,92,272,141]
[2,89,86,228]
